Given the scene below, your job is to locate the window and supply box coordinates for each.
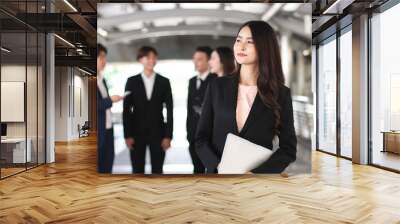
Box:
[0,1,46,179]
[339,27,352,158]
[317,35,337,154]
[370,2,400,171]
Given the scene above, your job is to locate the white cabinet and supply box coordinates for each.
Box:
[1,138,32,163]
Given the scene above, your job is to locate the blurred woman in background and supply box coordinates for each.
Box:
[208,47,235,77]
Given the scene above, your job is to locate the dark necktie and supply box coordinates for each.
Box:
[197,78,203,90]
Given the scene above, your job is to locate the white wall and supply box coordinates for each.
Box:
[1,64,46,164]
[1,65,36,138]
[54,67,89,141]
[54,66,69,141]
[1,66,26,138]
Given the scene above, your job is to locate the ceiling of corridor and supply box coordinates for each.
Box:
[97,3,312,44]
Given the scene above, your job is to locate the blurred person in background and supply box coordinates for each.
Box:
[186,46,217,174]
[97,43,123,173]
[123,46,173,174]
[209,47,236,77]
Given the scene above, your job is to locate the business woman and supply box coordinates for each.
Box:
[195,21,297,174]
[208,47,236,77]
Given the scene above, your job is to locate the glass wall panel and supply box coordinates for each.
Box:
[317,36,337,154]
[339,28,352,158]
[371,3,400,171]
[1,26,28,177]
[36,0,46,166]
[26,0,39,169]
[38,32,45,165]
[0,1,46,179]
[27,30,38,169]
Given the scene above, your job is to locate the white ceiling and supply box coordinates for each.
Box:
[97,3,311,44]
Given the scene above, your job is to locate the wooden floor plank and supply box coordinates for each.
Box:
[0,134,399,223]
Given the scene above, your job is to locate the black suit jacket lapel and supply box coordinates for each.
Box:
[138,74,158,102]
[149,74,159,102]
[239,93,264,136]
[102,79,110,96]
[137,75,146,102]
[204,72,213,85]
[198,74,208,94]
[228,74,266,136]
[227,75,239,135]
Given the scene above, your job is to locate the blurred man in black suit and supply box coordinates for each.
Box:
[123,46,173,174]
[186,46,217,174]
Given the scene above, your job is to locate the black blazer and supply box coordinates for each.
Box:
[123,73,173,141]
[186,73,217,142]
[195,75,297,173]
[97,79,113,148]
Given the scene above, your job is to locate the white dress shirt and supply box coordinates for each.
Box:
[97,72,113,129]
[196,71,209,90]
[141,71,156,100]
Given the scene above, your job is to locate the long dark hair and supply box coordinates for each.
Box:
[235,20,285,135]
[215,47,235,75]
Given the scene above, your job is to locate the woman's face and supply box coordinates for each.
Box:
[208,51,222,75]
[233,26,258,65]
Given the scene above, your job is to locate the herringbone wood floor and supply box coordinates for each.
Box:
[0,134,400,223]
